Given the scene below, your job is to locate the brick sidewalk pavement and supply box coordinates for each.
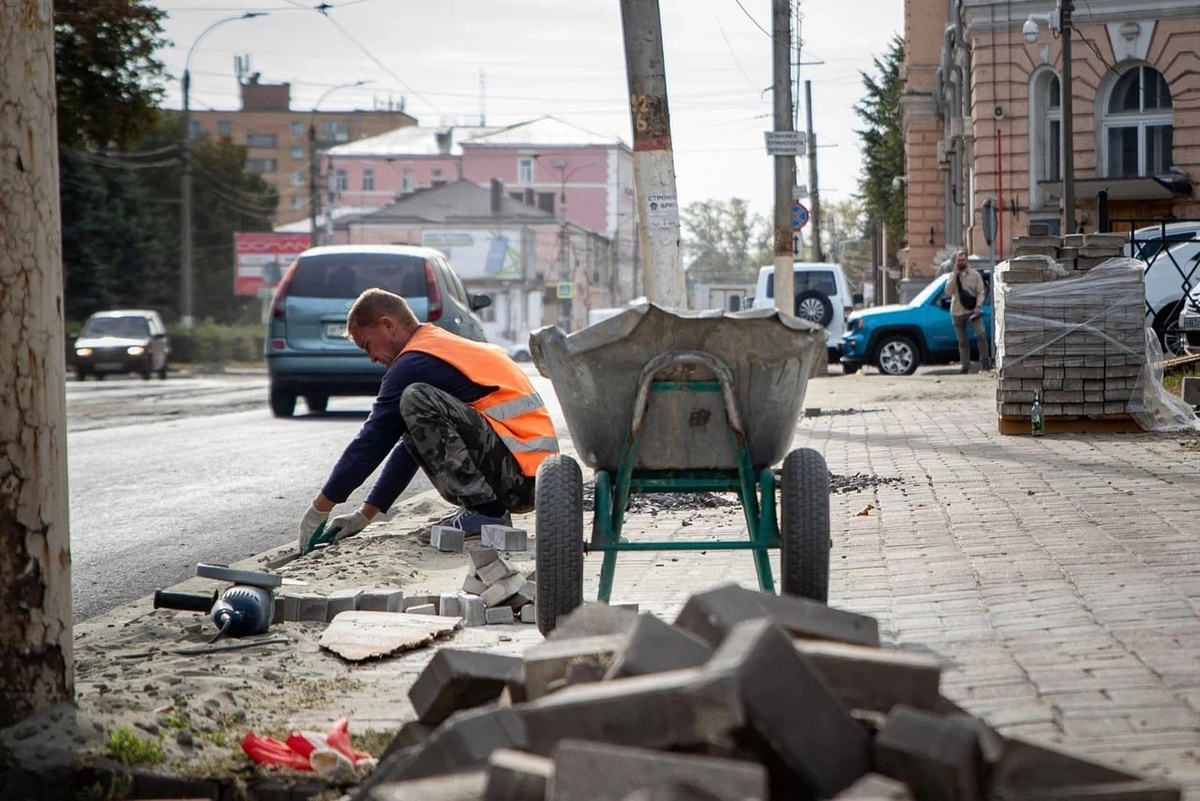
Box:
[585,369,1200,797]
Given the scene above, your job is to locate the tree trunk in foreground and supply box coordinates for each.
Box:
[0,0,73,727]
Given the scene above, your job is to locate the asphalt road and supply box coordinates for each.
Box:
[65,373,434,622]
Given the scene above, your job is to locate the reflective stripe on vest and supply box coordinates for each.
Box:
[487,391,546,421]
[502,435,560,453]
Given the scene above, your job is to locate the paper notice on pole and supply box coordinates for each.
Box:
[646,194,679,229]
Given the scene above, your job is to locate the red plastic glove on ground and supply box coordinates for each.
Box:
[242,717,376,776]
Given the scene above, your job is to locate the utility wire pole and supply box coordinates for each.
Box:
[805,80,823,262]
[771,0,795,311]
[619,0,687,309]
[1060,0,1076,234]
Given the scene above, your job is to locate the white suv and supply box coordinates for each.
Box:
[751,261,854,362]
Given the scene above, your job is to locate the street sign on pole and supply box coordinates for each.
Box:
[792,185,809,199]
[764,130,807,156]
[791,201,810,230]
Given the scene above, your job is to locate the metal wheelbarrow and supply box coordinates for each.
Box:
[529,303,831,635]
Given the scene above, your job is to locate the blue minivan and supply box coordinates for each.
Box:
[840,270,993,376]
[265,245,491,417]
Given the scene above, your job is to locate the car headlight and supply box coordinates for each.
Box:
[76,347,93,357]
[126,346,145,356]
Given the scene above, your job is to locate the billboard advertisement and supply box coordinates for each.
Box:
[421,229,523,281]
[234,232,311,296]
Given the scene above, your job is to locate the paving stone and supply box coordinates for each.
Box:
[519,667,744,757]
[546,602,640,641]
[795,640,942,713]
[503,581,536,611]
[675,583,879,648]
[402,594,437,613]
[486,606,516,625]
[431,526,465,552]
[989,735,1150,797]
[874,705,982,801]
[617,787,724,801]
[409,649,523,726]
[547,739,767,801]
[467,546,501,572]
[326,588,362,621]
[462,572,487,595]
[359,588,404,613]
[481,524,528,552]
[461,595,487,627]
[519,604,536,624]
[367,768,487,801]
[706,618,870,797]
[380,707,529,782]
[522,634,629,700]
[833,773,913,800]
[478,557,519,587]
[379,720,435,760]
[439,593,461,618]
[604,613,713,680]
[294,594,328,623]
[484,748,553,801]
[270,595,286,624]
[482,573,528,608]
[407,604,437,616]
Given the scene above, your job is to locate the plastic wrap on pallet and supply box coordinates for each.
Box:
[994,257,1199,433]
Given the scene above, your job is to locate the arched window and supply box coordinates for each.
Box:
[1029,70,1062,209]
[1103,65,1173,177]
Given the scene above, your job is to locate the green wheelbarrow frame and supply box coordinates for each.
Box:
[588,349,782,601]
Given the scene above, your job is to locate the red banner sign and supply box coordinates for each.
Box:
[234,232,311,296]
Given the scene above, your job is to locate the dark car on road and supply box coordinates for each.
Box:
[73,309,171,380]
[265,245,491,417]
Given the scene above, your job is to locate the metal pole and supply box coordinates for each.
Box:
[619,0,687,309]
[180,69,194,329]
[308,123,320,247]
[772,0,795,312]
[805,80,823,262]
[1060,0,1076,234]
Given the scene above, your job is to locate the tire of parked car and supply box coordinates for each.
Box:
[875,334,921,376]
[305,394,329,414]
[270,385,297,418]
[793,290,835,328]
[1155,300,1186,358]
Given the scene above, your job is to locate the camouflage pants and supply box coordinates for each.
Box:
[400,383,536,513]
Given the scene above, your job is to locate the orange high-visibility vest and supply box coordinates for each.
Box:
[401,325,558,476]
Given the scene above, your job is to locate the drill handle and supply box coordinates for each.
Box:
[153,589,218,613]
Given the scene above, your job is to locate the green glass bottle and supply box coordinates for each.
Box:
[1031,390,1045,437]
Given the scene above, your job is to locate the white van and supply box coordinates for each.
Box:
[751,262,854,361]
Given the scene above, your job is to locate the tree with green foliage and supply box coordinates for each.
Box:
[681,198,772,283]
[854,34,906,245]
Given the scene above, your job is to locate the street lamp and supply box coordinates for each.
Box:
[308,80,371,247]
[1025,0,1076,234]
[179,11,267,330]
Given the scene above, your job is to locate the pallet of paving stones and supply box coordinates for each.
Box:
[996,413,1142,436]
[350,584,1180,801]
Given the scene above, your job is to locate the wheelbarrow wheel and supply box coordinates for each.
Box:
[535,454,584,635]
[779,447,831,602]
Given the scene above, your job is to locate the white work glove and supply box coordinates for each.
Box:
[298,502,330,554]
[326,510,371,542]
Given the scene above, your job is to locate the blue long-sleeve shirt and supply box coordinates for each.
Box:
[321,348,492,511]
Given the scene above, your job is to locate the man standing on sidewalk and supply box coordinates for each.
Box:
[945,248,992,373]
[297,288,559,552]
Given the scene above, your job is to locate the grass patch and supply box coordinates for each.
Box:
[352,728,396,759]
[102,725,164,767]
[1163,365,1200,397]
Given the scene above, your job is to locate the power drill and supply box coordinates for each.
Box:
[153,563,283,642]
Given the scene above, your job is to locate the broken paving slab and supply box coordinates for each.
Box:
[546,601,639,640]
[522,633,630,700]
[604,613,713,680]
[318,611,460,662]
[485,748,553,801]
[874,705,982,801]
[409,650,523,727]
[795,640,942,713]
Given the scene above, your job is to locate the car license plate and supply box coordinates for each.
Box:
[1181,315,1200,331]
[324,323,347,338]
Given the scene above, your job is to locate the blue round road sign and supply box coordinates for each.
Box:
[792,201,810,230]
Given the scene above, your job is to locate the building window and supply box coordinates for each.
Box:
[290,146,305,160]
[537,192,556,214]
[362,169,375,191]
[1103,65,1173,177]
[217,120,232,136]
[290,170,305,186]
[188,119,202,140]
[247,132,277,149]
[335,169,348,192]
[402,170,414,192]
[291,195,303,210]
[431,168,443,181]
[1029,69,1062,209]
[291,121,304,137]
[246,158,277,173]
[322,120,350,142]
[518,157,534,184]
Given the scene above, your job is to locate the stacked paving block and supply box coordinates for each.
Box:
[996,235,1146,432]
[461,545,537,625]
[356,584,1179,801]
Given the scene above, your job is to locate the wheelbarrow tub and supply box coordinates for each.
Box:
[531,303,826,472]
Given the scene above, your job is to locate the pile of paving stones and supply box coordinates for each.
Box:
[352,584,1178,801]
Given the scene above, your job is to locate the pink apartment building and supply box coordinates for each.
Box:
[900,0,1200,289]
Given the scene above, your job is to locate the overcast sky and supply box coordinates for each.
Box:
[154,0,903,221]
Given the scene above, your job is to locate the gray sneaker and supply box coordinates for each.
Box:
[418,507,512,544]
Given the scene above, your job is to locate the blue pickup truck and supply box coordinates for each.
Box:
[840,271,993,375]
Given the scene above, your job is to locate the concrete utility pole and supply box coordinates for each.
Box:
[619,0,688,309]
[805,80,824,262]
[1060,0,1076,234]
[771,0,795,312]
[0,0,74,727]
